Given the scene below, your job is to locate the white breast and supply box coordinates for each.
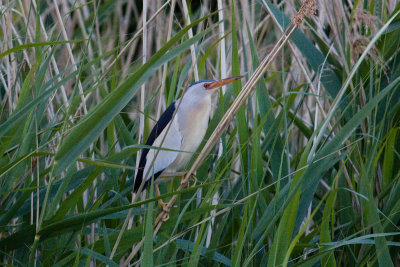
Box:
[167,96,211,172]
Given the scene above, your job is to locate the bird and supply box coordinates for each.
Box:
[133,76,242,214]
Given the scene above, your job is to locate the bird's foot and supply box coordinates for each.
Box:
[155,184,170,221]
[158,199,170,221]
[180,173,197,188]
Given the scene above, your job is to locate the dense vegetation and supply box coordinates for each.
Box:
[1,0,400,266]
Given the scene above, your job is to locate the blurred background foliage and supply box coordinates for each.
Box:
[1,0,400,266]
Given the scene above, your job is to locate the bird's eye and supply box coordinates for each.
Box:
[204,83,211,89]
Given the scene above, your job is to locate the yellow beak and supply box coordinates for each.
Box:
[205,76,244,90]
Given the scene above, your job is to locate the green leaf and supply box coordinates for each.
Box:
[231,3,248,175]
[246,21,288,184]
[80,247,119,267]
[175,238,232,266]
[143,179,155,266]
[320,190,338,267]
[267,142,311,267]
[382,127,398,189]
[0,40,87,58]
[232,201,248,266]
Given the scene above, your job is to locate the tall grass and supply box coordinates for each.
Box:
[1,0,400,266]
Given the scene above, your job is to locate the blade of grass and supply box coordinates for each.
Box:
[143,178,154,266]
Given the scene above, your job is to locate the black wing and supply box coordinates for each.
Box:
[133,101,176,192]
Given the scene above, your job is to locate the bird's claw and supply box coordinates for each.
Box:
[190,174,197,187]
[158,200,170,221]
[162,213,169,221]
[180,179,189,187]
[180,173,197,188]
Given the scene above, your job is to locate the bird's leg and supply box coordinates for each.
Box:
[154,184,170,221]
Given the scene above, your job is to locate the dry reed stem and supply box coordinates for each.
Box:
[206,0,227,248]
[156,0,176,118]
[181,0,201,243]
[53,0,88,115]
[108,1,171,79]
[182,0,199,81]
[122,1,316,265]
[124,0,147,260]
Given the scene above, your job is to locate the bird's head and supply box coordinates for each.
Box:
[186,76,244,98]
